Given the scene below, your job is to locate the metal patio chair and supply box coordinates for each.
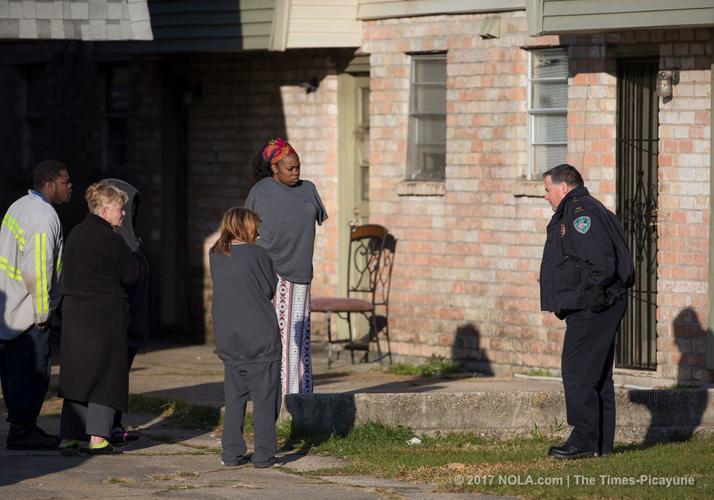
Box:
[312,224,395,367]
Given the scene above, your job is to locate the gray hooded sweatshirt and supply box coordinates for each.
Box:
[104,178,151,348]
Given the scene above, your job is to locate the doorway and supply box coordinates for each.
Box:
[159,64,190,337]
[615,59,659,370]
[336,58,370,341]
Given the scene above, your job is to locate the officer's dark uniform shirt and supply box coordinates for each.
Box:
[540,186,633,316]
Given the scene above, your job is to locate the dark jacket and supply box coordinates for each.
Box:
[540,186,634,316]
[59,214,140,411]
[104,178,152,350]
[210,243,280,364]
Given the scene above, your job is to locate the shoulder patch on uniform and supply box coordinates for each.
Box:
[573,216,591,234]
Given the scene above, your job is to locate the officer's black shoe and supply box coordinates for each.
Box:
[7,424,60,450]
[548,443,598,460]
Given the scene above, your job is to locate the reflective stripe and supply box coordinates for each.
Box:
[40,233,48,314]
[0,256,22,281]
[2,214,26,251]
[35,234,42,313]
[34,233,49,315]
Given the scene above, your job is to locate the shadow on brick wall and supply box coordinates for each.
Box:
[452,323,493,375]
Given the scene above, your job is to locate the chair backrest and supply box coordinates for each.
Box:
[376,232,397,307]
[346,224,396,307]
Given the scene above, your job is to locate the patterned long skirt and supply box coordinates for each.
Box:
[273,275,312,394]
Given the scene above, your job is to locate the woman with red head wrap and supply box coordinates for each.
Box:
[245,138,327,394]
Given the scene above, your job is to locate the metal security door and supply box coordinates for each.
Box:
[615,59,659,370]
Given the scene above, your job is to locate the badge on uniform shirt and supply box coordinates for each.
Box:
[573,216,591,234]
[560,224,566,237]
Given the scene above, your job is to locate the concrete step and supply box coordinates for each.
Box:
[281,388,714,443]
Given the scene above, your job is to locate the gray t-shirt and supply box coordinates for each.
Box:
[244,178,327,284]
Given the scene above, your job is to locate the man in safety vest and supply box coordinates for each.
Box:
[0,160,72,449]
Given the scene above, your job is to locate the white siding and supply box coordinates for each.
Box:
[357,0,525,21]
[285,0,361,49]
[539,0,714,34]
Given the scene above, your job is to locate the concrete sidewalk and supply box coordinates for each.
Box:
[1,341,712,499]
[126,342,714,442]
[1,341,513,499]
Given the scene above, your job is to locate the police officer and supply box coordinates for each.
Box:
[539,164,634,459]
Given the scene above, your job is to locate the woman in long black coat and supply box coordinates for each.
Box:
[58,182,140,454]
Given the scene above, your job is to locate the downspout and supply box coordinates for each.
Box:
[706,29,714,370]
[269,0,291,51]
[526,0,544,36]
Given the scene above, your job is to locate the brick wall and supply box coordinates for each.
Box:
[0,25,710,382]
[655,30,712,382]
[362,14,713,380]
[190,50,350,338]
[0,44,347,341]
[362,12,562,373]
[563,29,712,382]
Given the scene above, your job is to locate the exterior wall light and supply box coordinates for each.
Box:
[656,69,679,99]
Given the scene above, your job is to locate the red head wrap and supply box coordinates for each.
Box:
[262,138,296,165]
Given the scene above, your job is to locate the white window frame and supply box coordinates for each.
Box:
[406,52,447,182]
[527,48,569,179]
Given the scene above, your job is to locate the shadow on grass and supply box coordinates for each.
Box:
[628,307,710,449]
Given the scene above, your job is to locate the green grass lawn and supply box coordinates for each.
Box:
[40,390,712,498]
[289,422,713,499]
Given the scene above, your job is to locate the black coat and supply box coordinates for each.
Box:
[540,186,634,316]
[59,214,140,411]
[104,178,152,349]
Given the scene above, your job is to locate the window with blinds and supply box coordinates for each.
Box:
[528,48,568,178]
[407,53,446,181]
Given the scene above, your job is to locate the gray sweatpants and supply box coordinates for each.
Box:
[222,359,281,466]
[60,399,115,439]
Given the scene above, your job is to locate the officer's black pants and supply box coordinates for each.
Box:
[222,359,281,466]
[562,295,627,455]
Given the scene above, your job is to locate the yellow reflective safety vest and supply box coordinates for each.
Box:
[0,190,63,340]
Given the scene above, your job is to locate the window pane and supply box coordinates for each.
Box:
[106,66,129,114]
[107,118,127,143]
[415,58,446,83]
[408,54,446,181]
[414,115,446,145]
[532,144,567,176]
[532,80,567,109]
[532,48,568,79]
[361,87,370,123]
[413,84,446,114]
[533,114,567,143]
[361,165,369,201]
[107,142,128,170]
[408,145,445,181]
